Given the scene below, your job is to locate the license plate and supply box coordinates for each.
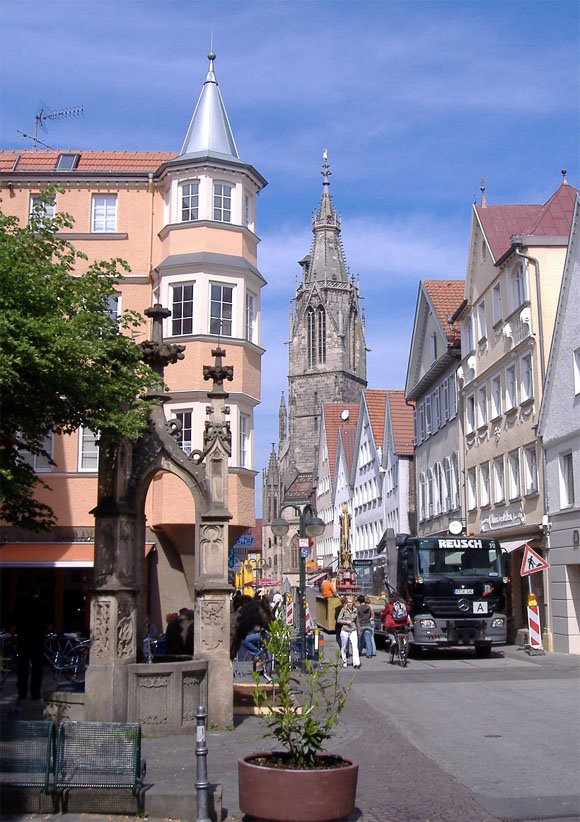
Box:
[454,588,474,595]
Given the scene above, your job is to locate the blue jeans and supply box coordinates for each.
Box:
[241,631,263,657]
[359,626,376,657]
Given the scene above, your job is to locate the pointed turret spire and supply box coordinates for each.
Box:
[179,51,239,161]
[306,151,349,284]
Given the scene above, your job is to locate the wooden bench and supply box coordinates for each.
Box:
[54,720,146,812]
[0,720,57,812]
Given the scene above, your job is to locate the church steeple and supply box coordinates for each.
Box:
[305,151,349,284]
[179,51,240,161]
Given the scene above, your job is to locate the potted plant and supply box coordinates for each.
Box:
[238,619,358,822]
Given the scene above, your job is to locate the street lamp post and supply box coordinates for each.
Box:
[271,501,325,671]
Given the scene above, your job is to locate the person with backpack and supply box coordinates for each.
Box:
[380,593,411,654]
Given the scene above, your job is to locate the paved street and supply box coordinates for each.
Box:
[2,644,579,821]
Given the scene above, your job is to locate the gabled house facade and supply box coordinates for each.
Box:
[314,404,359,568]
[351,390,387,558]
[0,52,267,631]
[457,176,579,642]
[405,280,464,537]
[537,194,580,654]
[381,390,416,537]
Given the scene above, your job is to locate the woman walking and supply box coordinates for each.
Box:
[336,594,361,669]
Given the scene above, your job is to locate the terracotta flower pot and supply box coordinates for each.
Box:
[238,751,358,821]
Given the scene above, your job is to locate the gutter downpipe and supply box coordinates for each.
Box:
[513,245,552,650]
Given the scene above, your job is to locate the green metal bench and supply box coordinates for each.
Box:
[0,720,57,812]
[55,720,146,812]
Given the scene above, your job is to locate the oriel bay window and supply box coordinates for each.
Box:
[180,181,199,222]
[170,282,195,336]
[210,283,233,336]
[213,182,232,222]
[171,410,193,455]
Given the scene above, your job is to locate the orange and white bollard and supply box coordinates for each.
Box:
[305,601,313,633]
[286,597,294,626]
[527,592,544,654]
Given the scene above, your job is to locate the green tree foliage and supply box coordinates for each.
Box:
[0,190,158,530]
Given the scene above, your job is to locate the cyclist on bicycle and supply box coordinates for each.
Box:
[380,593,411,654]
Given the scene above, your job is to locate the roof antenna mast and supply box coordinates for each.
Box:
[32,105,84,148]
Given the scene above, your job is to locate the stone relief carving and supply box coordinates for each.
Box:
[91,600,112,660]
[117,597,135,658]
[200,525,224,577]
[200,601,225,651]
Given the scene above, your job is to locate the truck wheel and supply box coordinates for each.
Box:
[475,644,492,658]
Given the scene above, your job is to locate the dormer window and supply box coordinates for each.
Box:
[55,153,79,171]
[180,181,199,222]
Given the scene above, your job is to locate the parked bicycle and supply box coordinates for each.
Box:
[388,626,410,668]
[43,633,90,685]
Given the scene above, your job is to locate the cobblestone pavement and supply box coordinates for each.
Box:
[2,645,579,821]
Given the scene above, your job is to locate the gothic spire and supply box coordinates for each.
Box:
[179,51,240,161]
[306,151,349,284]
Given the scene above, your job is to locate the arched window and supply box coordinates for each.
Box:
[427,468,435,518]
[317,306,326,364]
[444,458,452,512]
[306,307,316,368]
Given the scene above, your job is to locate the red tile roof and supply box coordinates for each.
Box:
[386,390,415,455]
[364,389,388,449]
[422,279,464,345]
[476,182,579,262]
[285,472,315,503]
[322,404,359,480]
[0,149,175,174]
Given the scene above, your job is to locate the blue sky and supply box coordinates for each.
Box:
[1,0,579,492]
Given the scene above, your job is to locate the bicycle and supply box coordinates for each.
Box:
[43,633,90,685]
[388,626,411,668]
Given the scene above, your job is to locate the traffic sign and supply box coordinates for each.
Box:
[300,547,309,559]
[520,544,550,576]
[298,538,309,548]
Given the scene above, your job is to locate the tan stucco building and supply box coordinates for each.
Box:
[0,52,266,633]
[456,177,578,643]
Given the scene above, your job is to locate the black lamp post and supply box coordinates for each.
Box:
[271,502,325,671]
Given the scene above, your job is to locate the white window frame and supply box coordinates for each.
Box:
[477,300,487,342]
[239,412,250,468]
[574,348,580,396]
[466,394,475,434]
[180,180,199,222]
[505,363,517,410]
[430,332,438,363]
[432,388,441,431]
[523,444,538,496]
[170,282,195,336]
[559,452,575,509]
[29,194,55,222]
[477,384,488,427]
[213,181,232,222]
[467,468,477,511]
[91,194,117,233]
[508,449,520,500]
[245,291,256,343]
[511,262,527,312]
[493,456,505,503]
[78,427,99,472]
[463,312,474,354]
[520,353,534,402]
[425,396,432,436]
[171,409,194,455]
[491,374,502,419]
[22,433,54,473]
[480,461,490,507]
[492,281,503,326]
[209,282,234,337]
[441,379,450,422]
[449,374,457,419]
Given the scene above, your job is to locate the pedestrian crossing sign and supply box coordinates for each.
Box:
[520,544,550,576]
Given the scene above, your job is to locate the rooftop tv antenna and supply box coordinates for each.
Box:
[32,103,84,148]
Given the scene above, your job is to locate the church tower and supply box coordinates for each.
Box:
[262,153,367,581]
[284,152,367,480]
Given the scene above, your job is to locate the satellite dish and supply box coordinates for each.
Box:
[341,409,350,421]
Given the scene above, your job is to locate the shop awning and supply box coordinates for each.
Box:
[0,542,154,568]
[501,539,529,554]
